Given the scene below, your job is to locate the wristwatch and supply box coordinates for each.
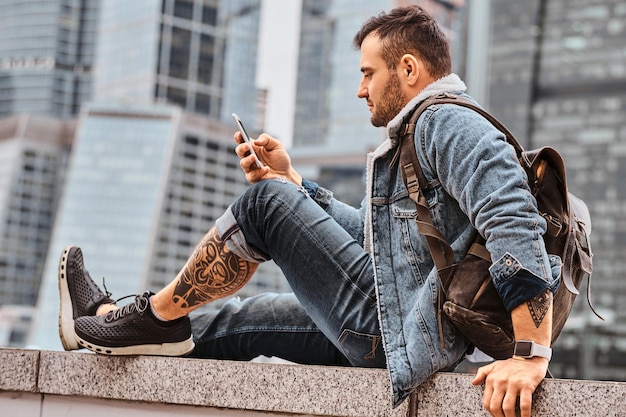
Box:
[513,340,552,361]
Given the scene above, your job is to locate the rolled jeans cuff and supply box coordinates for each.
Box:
[215,206,270,263]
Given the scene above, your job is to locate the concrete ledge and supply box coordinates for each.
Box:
[0,348,39,392]
[37,350,404,416]
[1,348,625,416]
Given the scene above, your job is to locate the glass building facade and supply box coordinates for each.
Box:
[94,0,262,129]
[293,0,386,152]
[0,116,73,307]
[0,0,99,118]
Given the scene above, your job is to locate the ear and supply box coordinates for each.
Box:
[399,54,420,86]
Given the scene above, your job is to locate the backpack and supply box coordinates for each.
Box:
[399,93,601,360]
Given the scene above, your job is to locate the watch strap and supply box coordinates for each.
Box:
[513,340,552,361]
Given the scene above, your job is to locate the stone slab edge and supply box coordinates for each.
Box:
[36,350,409,417]
[0,348,39,392]
[414,372,626,416]
[3,348,626,417]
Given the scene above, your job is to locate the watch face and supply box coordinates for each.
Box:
[514,341,533,357]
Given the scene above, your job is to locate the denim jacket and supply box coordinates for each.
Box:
[308,74,561,407]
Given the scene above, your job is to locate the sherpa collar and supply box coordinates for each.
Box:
[387,73,467,144]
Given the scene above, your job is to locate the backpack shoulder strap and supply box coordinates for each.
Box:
[398,96,456,271]
[414,94,526,155]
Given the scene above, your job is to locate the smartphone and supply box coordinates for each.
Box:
[232,113,263,168]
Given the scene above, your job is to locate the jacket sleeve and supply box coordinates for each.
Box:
[417,103,560,311]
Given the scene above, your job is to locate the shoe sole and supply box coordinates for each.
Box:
[75,335,195,356]
[58,246,79,351]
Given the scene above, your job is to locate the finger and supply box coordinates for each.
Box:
[518,389,533,417]
[235,143,252,159]
[234,131,244,144]
[472,363,493,385]
[255,133,280,150]
[501,391,518,417]
[488,388,506,417]
[482,381,493,412]
[245,166,270,184]
[239,153,261,172]
[472,368,487,385]
[254,133,270,145]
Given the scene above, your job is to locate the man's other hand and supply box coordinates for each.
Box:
[472,357,548,417]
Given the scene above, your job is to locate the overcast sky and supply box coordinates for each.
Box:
[256,0,302,147]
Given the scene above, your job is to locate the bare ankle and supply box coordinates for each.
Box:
[95,303,117,316]
[150,293,182,321]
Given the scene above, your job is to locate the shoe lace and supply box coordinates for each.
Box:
[104,292,151,322]
[101,277,113,299]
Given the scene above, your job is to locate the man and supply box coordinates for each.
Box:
[58,6,559,417]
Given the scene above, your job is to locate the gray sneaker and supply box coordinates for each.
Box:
[74,291,194,356]
[58,246,115,350]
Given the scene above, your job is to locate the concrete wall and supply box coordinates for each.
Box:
[1,348,625,416]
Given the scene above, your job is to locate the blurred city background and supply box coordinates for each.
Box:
[0,0,624,382]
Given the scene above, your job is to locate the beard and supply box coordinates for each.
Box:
[370,73,406,127]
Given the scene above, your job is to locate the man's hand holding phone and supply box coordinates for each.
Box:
[232,113,301,186]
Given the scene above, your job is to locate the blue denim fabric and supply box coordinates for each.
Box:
[188,86,560,407]
[198,179,385,371]
[189,293,353,366]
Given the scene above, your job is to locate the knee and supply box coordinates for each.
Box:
[249,178,301,198]
[240,178,306,211]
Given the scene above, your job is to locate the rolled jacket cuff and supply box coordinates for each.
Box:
[489,252,561,312]
[497,269,553,312]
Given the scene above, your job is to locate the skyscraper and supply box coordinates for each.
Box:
[0,0,99,118]
[93,0,262,128]
[0,115,74,306]
[0,0,99,346]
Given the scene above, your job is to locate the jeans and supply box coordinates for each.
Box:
[188,179,385,368]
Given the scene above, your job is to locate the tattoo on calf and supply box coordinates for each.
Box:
[527,289,552,328]
[172,229,251,309]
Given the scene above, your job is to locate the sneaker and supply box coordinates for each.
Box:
[58,245,116,351]
[74,292,195,356]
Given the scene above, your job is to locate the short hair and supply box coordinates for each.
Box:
[353,5,452,79]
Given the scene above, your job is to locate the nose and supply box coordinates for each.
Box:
[357,79,367,99]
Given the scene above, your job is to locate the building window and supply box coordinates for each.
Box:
[197,33,215,84]
[195,92,211,115]
[167,86,187,107]
[169,27,191,80]
[201,0,218,26]
[173,0,194,20]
